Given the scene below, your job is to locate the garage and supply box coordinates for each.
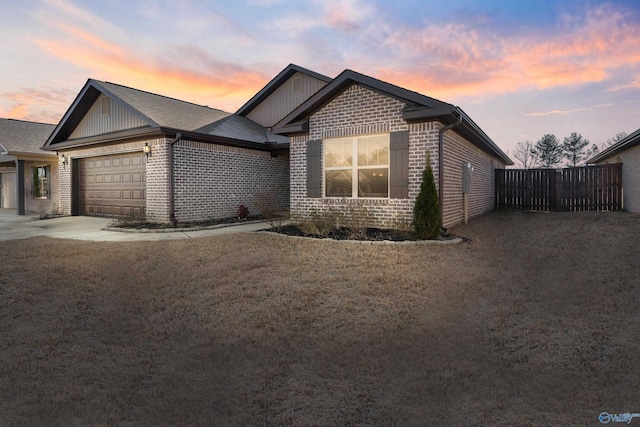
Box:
[78,152,146,218]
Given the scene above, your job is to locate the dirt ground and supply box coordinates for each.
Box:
[1,211,639,426]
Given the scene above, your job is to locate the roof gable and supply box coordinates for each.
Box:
[236,64,331,120]
[588,128,640,163]
[272,69,512,165]
[0,118,56,156]
[45,79,231,147]
[272,69,455,134]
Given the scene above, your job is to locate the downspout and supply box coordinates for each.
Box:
[168,132,182,225]
[438,112,462,220]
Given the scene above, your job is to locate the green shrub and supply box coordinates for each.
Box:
[413,154,442,239]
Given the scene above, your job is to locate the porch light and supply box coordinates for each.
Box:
[59,153,69,169]
[143,142,152,158]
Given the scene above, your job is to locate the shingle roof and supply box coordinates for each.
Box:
[0,118,56,156]
[94,80,231,131]
[587,127,640,164]
[44,79,287,150]
[195,115,289,144]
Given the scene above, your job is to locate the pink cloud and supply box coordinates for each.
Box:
[32,24,270,112]
[373,4,640,100]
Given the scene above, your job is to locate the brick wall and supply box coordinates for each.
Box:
[56,139,162,216]
[173,140,289,222]
[56,137,289,222]
[290,83,505,229]
[442,131,506,227]
[597,144,640,213]
[291,84,439,228]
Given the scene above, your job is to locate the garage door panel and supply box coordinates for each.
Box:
[79,152,146,218]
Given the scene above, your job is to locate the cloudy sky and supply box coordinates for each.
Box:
[2,0,640,157]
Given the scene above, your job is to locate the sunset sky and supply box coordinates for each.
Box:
[2,0,640,158]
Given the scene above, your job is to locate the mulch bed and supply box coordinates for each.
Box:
[113,215,265,229]
[271,224,459,242]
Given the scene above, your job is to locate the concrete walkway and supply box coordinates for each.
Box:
[0,209,271,242]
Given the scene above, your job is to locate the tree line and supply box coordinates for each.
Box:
[512,132,627,169]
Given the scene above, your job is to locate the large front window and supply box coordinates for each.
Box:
[324,134,389,198]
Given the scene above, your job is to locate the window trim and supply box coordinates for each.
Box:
[323,133,390,199]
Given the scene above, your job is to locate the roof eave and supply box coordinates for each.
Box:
[587,128,640,164]
[43,127,163,151]
[166,127,290,152]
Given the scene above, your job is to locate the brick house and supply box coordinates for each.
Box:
[42,79,291,223]
[264,69,513,228]
[588,128,640,213]
[0,118,58,215]
[40,64,512,228]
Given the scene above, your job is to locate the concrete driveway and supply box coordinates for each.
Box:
[0,209,271,242]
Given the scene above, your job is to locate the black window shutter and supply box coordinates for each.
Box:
[389,131,409,198]
[307,140,322,198]
[46,165,51,199]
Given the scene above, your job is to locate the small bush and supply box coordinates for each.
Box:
[253,188,288,231]
[413,153,442,239]
[293,208,339,237]
[340,200,374,240]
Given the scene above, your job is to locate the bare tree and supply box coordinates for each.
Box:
[606,132,628,147]
[512,140,538,169]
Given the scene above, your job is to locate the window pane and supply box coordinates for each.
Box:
[358,136,389,166]
[325,139,352,168]
[358,168,388,198]
[326,170,352,197]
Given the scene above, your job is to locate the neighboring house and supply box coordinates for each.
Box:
[261,68,513,228]
[0,118,57,215]
[588,128,640,213]
[42,79,290,222]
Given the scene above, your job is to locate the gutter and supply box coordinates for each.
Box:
[438,113,463,218]
[168,132,182,225]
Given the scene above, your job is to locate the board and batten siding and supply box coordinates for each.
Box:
[69,96,148,139]
[246,72,328,128]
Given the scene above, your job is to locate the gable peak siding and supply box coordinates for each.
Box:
[246,72,328,128]
[290,85,441,228]
[69,95,148,139]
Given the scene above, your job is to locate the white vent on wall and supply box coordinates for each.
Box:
[292,77,302,93]
[100,96,110,116]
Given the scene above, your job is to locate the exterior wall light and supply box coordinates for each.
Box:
[143,142,152,158]
[59,153,69,169]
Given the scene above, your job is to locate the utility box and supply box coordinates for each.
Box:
[462,161,473,194]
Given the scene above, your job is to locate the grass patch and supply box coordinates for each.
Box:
[1,211,640,425]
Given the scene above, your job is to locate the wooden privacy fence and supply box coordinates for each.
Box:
[495,163,623,212]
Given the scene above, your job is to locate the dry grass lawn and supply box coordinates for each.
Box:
[1,211,640,425]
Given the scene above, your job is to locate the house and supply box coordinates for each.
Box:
[42,79,291,222]
[0,118,57,215]
[39,64,512,228]
[588,128,640,213]
[253,68,513,228]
